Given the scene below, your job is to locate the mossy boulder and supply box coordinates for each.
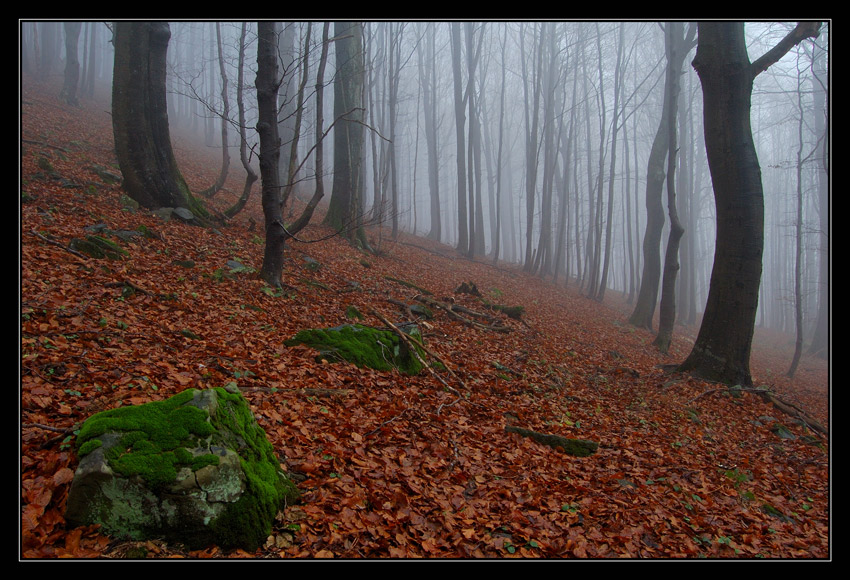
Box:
[65,387,299,551]
[284,323,424,375]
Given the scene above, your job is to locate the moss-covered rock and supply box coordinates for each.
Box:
[284,323,424,375]
[65,387,299,551]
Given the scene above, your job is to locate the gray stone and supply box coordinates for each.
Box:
[65,388,300,551]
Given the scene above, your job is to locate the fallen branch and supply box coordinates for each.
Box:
[367,306,467,396]
[414,294,511,333]
[504,425,599,457]
[689,386,827,436]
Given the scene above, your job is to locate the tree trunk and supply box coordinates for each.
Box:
[199,22,231,199]
[324,22,366,245]
[653,23,691,353]
[112,22,200,214]
[224,23,258,220]
[256,21,287,287]
[450,22,469,256]
[679,21,821,386]
[808,40,829,358]
[60,22,81,105]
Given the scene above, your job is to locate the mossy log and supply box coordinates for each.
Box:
[505,425,598,457]
[284,323,425,375]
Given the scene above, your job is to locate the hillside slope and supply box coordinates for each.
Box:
[20,76,829,559]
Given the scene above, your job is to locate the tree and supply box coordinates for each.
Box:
[450,22,470,256]
[112,22,204,216]
[223,22,258,220]
[60,22,82,105]
[198,22,231,199]
[256,21,287,286]
[324,21,366,246]
[419,23,442,242]
[629,25,678,330]
[677,21,821,386]
[653,22,696,353]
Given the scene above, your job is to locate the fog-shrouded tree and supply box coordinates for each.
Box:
[112,21,206,218]
[629,23,683,330]
[324,21,367,247]
[677,21,821,386]
[60,22,82,105]
[653,22,697,353]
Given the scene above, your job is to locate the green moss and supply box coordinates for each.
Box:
[284,324,424,375]
[204,387,300,550]
[78,438,103,456]
[74,388,300,551]
[77,389,217,490]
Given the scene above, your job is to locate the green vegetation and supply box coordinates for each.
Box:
[285,323,424,375]
[74,388,299,551]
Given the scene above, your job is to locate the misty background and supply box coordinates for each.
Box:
[20,21,830,343]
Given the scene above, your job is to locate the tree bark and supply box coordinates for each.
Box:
[679,21,821,386]
[324,22,366,245]
[654,22,695,353]
[112,22,199,214]
[256,21,287,286]
[60,22,81,105]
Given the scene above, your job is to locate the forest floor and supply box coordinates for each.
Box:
[20,76,830,560]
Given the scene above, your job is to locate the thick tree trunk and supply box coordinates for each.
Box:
[679,21,820,386]
[324,22,366,244]
[112,22,197,213]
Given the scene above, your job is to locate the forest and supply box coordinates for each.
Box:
[21,21,829,559]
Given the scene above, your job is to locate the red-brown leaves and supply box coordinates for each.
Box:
[20,75,829,559]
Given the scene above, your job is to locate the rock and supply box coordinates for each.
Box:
[65,388,300,551]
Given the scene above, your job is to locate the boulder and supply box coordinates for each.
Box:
[64,387,299,551]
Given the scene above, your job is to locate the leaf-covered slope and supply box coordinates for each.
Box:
[21,76,829,559]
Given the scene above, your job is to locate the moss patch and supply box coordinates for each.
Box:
[76,389,218,490]
[73,388,299,551]
[285,323,424,375]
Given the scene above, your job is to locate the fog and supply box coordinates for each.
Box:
[21,21,830,340]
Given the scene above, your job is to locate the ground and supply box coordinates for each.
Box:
[20,75,829,559]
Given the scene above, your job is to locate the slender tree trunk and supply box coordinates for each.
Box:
[224,23,258,219]
[420,23,442,242]
[285,23,330,237]
[450,22,469,255]
[630,28,673,329]
[654,23,689,353]
[808,40,829,358]
[597,22,626,302]
[60,22,81,105]
[257,21,287,287]
[199,22,231,199]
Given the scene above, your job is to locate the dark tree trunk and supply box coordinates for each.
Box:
[112,22,199,214]
[324,22,366,245]
[654,22,695,352]
[256,21,287,287]
[629,27,674,330]
[679,21,821,386]
[60,22,81,105]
